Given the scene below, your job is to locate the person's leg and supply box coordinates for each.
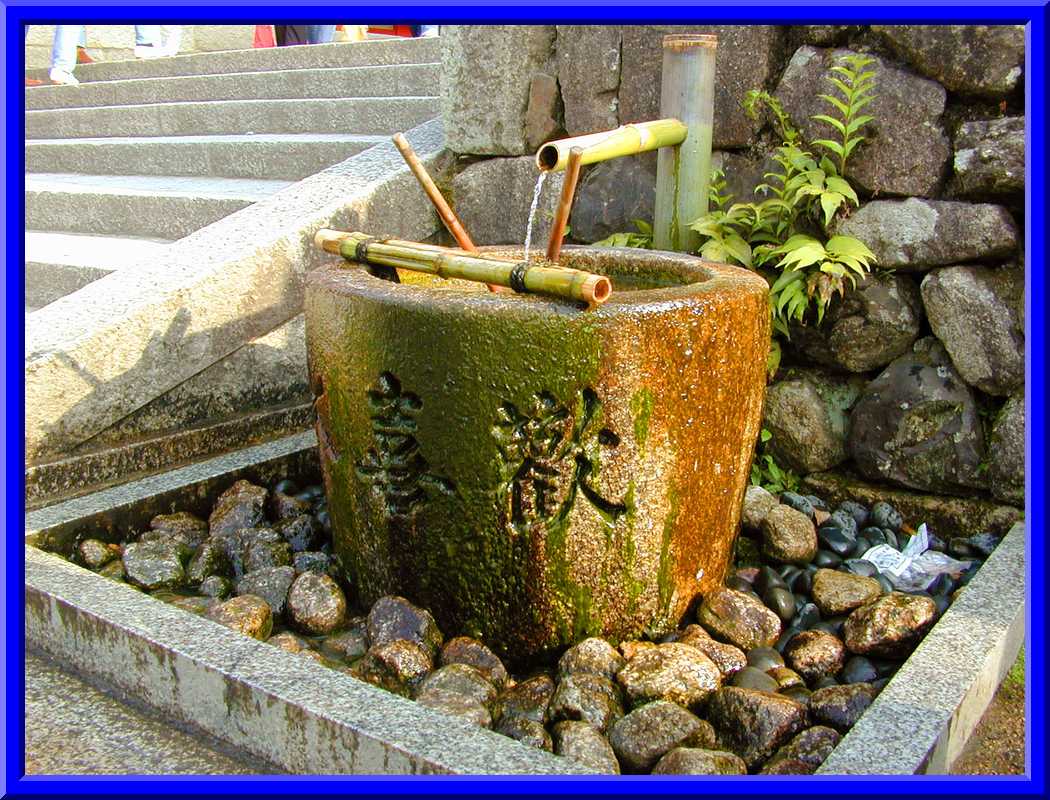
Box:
[135,25,161,46]
[306,25,336,44]
[50,25,82,83]
[160,25,182,56]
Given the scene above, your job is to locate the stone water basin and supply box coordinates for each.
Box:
[304,245,770,662]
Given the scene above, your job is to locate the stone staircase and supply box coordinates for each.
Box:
[25,38,440,312]
[24,37,450,505]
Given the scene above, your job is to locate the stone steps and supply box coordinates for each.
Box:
[25,230,171,309]
[26,173,293,239]
[26,134,388,180]
[25,62,440,110]
[25,37,441,83]
[26,96,439,139]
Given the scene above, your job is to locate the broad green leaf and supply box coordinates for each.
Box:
[770,266,805,293]
[633,219,653,235]
[827,77,853,98]
[724,233,753,267]
[813,114,846,135]
[818,93,849,116]
[825,176,859,205]
[813,139,844,157]
[820,191,845,227]
[819,262,849,277]
[825,235,877,261]
[846,114,875,135]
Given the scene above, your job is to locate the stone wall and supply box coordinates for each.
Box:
[24,25,256,67]
[440,25,1026,518]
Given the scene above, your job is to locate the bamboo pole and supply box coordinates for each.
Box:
[545,147,584,263]
[315,230,612,307]
[392,132,502,292]
[535,119,687,173]
[654,34,717,252]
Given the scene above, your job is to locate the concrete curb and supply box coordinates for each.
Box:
[24,433,1026,775]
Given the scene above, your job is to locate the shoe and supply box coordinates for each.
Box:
[25,77,44,87]
[48,68,79,86]
[76,46,94,64]
[134,44,163,59]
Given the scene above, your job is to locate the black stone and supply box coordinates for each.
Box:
[966,533,1000,558]
[817,527,855,558]
[273,479,299,495]
[775,627,802,654]
[793,570,814,596]
[927,532,948,552]
[927,574,954,596]
[276,514,323,553]
[849,538,873,559]
[869,658,901,678]
[934,594,951,615]
[843,559,879,578]
[781,492,815,519]
[813,675,838,689]
[840,656,878,684]
[765,587,797,623]
[827,510,859,539]
[731,666,780,693]
[791,602,821,630]
[813,549,843,569]
[755,566,789,595]
[837,501,870,528]
[746,647,785,671]
[778,564,802,582]
[871,502,903,532]
[293,551,332,575]
[805,495,829,511]
[948,538,976,559]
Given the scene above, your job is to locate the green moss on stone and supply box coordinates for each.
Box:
[631,388,655,452]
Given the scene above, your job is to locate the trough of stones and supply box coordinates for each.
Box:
[24,431,1025,775]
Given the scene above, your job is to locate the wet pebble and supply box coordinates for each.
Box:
[742,485,778,530]
[817,527,854,558]
[812,568,882,616]
[236,566,295,617]
[198,574,232,598]
[837,501,870,529]
[843,592,937,658]
[366,595,444,657]
[207,594,272,640]
[697,587,782,652]
[706,687,808,769]
[808,683,878,732]
[730,666,779,693]
[779,491,815,519]
[843,559,879,579]
[495,716,553,751]
[548,673,624,733]
[320,621,369,662]
[746,646,784,672]
[78,539,118,569]
[762,725,841,773]
[495,674,555,725]
[440,636,509,689]
[122,541,184,590]
[267,631,310,654]
[552,720,620,774]
[351,639,433,697]
[416,663,498,710]
[185,540,231,584]
[764,587,798,623]
[287,572,347,635]
[761,505,818,565]
[558,637,626,681]
[651,747,747,775]
[784,630,845,682]
[275,514,323,553]
[608,700,714,772]
[292,550,331,575]
[616,643,721,710]
[676,625,746,678]
[870,501,903,531]
[208,480,267,538]
[839,655,878,684]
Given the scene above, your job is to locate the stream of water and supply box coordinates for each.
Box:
[522,172,547,263]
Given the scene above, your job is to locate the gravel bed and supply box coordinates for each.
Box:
[45,476,1002,775]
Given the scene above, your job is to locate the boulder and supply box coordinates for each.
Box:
[697,587,782,651]
[988,394,1025,506]
[569,157,655,243]
[849,339,986,494]
[616,643,722,710]
[787,273,924,374]
[608,700,713,772]
[871,25,1025,98]
[843,592,937,658]
[705,686,808,769]
[450,156,565,245]
[760,505,818,565]
[556,25,622,136]
[441,25,557,155]
[619,25,784,148]
[523,73,562,151]
[921,265,1025,396]
[774,46,948,197]
[835,199,1018,271]
[950,117,1026,199]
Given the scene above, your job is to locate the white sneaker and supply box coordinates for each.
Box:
[48,68,79,85]
[134,44,163,59]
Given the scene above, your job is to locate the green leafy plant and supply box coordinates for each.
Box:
[749,429,800,494]
[591,219,653,249]
[689,53,879,357]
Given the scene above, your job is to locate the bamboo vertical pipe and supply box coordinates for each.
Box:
[392,132,501,292]
[545,147,584,263]
[654,34,717,253]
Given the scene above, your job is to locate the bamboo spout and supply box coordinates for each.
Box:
[535,119,688,173]
[316,229,612,307]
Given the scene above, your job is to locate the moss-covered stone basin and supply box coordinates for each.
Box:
[304,245,770,663]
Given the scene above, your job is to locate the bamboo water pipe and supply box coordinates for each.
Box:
[316,230,613,306]
[535,119,688,173]
[545,147,584,263]
[654,33,718,252]
[392,132,501,292]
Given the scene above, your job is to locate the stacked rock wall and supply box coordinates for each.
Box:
[440,24,1025,516]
